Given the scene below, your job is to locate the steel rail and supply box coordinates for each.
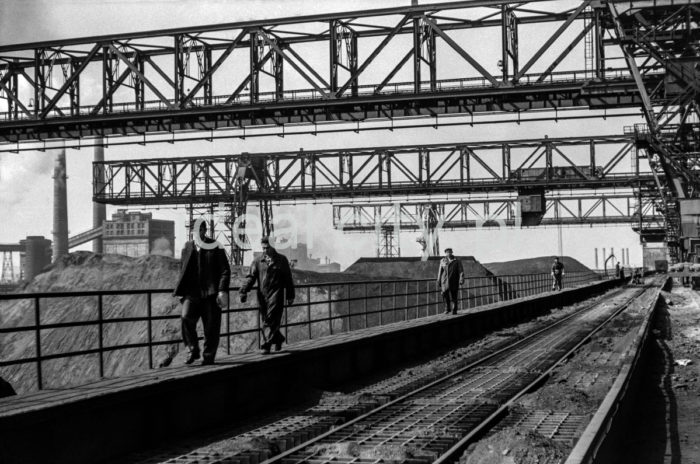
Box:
[433,284,651,464]
[258,285,643,464]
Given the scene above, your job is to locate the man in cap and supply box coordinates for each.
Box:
[240,237,295,354]
[173,220,231,365]
[436,247,465,315]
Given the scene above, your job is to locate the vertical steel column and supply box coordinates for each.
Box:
[10,71,19,119]
[102,47,114,114]
[594,8,605,79]
[501,6,518,82]
[426,22,436,91]
[174,35,185,107]
[413,16,422,93]
[135,57,145,110]
[204,47,213,105]
[329,20,338,94]
[350,33,358,97]
[69,60,80,116]
[502,144,511,179]
[250,31,260,103]
[33,49,44,117]
[501,5,509,81]
[589,139,596,176]
[274,42,284,101]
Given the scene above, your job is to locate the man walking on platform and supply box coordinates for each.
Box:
[240,237,295,354]
[437,248,464,315]
[173,220,231,365]
[551,257,564,291]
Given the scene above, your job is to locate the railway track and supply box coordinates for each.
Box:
[129,286,653,464]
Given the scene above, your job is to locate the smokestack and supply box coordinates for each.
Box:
[52,146,68,262]
[93,138,106,253]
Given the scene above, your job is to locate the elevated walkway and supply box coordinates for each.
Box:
[0,278,621,464]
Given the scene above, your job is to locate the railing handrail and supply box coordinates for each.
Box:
[0,271,598,300]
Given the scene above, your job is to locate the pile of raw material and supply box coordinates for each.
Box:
[461,429,568,464]
[0,252,366,394]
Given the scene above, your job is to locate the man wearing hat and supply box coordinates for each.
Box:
[240,237,295,354]
[437,248,465,315]
[173,220,231,365]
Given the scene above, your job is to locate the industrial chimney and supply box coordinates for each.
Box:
[93,138,106,253]
[52,146,68,262]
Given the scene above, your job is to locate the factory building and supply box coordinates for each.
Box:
[103,210,175,258]
[254,242,341,273]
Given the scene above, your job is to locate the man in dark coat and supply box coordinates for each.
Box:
[437,248,464,315]
[173,220,231,365]
[551,257,564,291]
[240,237,295,354]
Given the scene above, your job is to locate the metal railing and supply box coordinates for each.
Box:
[0,271,600,392]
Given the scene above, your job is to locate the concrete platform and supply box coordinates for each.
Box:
[0,279,620,464]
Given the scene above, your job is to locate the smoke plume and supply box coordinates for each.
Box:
[150,237,173,257]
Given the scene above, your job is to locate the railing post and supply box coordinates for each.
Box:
[404,282,409,321]
[147,292,153,369]
[328,284,333,335]
[34,297,43,390]
[414,281,419,319]
[478,278,482,306]
[98,294,104,378]
[458,281,462,313]
[465,278,470,309]
[364,283,369,329]
[226,289,231,355]
[256,293,262,348]
[284,288,289,342]
[307,287,312,340]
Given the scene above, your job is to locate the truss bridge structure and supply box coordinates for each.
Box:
[95,134,661,261]
[332,193,665,256]
[0,0,679,147]
[2,0,698,262]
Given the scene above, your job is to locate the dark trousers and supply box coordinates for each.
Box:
[258,289,286,348]
[442,288,459,314]
[181,295,221,361]
[552,274,563,291]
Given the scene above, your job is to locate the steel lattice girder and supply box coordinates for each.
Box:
[93,134,658,205]
[0,0,675,144]
[331,193,665,230]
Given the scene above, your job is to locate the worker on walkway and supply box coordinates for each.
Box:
[551,257,564,291]
[437,248,464,315]
[240,237,295,354]
[633,267,643,285]
[173,220,231,365]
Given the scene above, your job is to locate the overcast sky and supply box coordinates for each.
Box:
[0,0,649,270]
